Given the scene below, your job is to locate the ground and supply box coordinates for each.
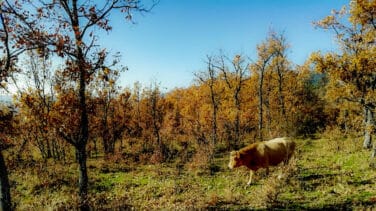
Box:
[9,138,376,210]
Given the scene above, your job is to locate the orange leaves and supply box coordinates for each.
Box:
[55,36,66,56]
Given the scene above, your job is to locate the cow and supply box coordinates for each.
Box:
[228,137,295,185]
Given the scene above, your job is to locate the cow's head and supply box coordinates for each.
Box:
[228,151,242,169]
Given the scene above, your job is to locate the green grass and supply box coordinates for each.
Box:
[8,138,376,209]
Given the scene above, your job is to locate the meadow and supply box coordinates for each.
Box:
[8,138,376,210]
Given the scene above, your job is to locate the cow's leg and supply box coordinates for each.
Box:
[247,170,253,185]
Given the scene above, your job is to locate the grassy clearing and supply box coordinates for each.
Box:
[8,138,376,210]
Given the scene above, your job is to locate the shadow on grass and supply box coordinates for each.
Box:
[271,200,353,211]
[298,172,338,181]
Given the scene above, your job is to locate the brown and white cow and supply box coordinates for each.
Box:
[228,137,295,185]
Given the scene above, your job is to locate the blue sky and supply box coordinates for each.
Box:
[100,0,349,91]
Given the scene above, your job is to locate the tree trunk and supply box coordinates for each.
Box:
[77,80,89,209]
[258,72,264,141]
[277,70,287,134]
[363,106,374,149]
[234,108,240,148]
[211,90,218,146]
[0,151,12,211]
[234,90,241,148]
[102,100,113,155]
[265,76,272,138]
[151,88,161,148]
[77,54,89,210]
[77,145,89,210]
[102,129,112,154]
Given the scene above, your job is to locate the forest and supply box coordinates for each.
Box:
[0,0,375,210]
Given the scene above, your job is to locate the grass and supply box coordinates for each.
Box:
[8,138,376,210]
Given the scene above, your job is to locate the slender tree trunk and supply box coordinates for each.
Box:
[277,71,287,127]
[363,106,374,149]
[46,137,52,158]
[0,151,12,211]
[102,126,111,154]
[210,88,218,146]
[258,72,264,141]
[234,90,241,148]
[102,99,114,155]
[151,88,161,147]
[234,107,240,147]
[265,77,272,137]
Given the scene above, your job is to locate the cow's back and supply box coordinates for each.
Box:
[263,137,294,166]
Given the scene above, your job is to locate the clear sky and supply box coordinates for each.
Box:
[99,0,350,91]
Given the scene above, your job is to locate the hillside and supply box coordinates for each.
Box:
[9,138,376,210]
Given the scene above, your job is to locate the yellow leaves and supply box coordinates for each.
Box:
[309,51,332,74]
[54,83,62,92]
[314,15,337,29]
[311,0,376,122]
[349,0,376,26]
[315,5,347,30]
[108,79,115,87]
[36,47,44,57]
[103,67,110,75]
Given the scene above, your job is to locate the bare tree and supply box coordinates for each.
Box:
[216,53,248,148]
[270,32,290,132]
[250,44,275,141]
[195,55,221,147]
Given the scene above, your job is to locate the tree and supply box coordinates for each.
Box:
[0,5,14,209]
[139,82,167,162]
[250,32,279,141]
[14,52,68,160]
[0,1,35,209]
[195,56,221,147]
[0,107,13,211]
[176,85,209,146]
[129,81,143,138]
[9,0,154,208]
[91,55,127,155]
[216,53,249,148]
[311,0,376,152]
[269,32,291,131]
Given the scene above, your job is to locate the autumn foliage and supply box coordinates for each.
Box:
[0,0,375,209]
[9,4,372,163]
